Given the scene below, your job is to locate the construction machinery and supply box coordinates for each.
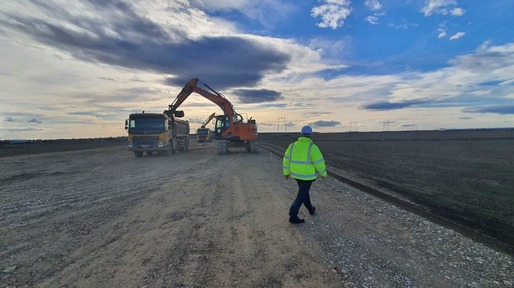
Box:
[125,111,190,157]
[164,78,258,154]
[196,112,216,143]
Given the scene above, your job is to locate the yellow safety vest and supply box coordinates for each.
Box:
[283,137,327,180]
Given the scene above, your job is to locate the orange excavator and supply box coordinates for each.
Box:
[164,78,258,154]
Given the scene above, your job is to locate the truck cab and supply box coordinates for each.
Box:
[196,127,213,142]
[125,112,190,157]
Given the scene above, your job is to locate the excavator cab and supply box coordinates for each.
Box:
[214,115,230,139]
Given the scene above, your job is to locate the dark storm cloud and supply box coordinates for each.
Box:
[164,37,290,90]
[362,99,430,111]
[464,105,514,115]
[1,0,290,91]
[310,120,341,128]
[28,118,43,124]
[256,103,287,108]
[2,127,45,133]
[5,117,23,122]
[478,80,503,87]
[231,89,282,103]
[69,111,95,116]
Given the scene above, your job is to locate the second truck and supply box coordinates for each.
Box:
[196,112,216,143]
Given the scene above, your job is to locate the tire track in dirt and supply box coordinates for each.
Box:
[147,152,344,287]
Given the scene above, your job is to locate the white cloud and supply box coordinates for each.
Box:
[388,42,514,105]
[387,22,411,30]
[363,0,383,25]
[365,16,379,25]
[421,0,464,17]
[133,1,240,38]
[449,32,465,40]
[311,0,352,29]
[190,0,250,11]
[245,35,347,77]
[307,37,352,62]
[450,7,465,16]
[365,0,382,11]
[438,27,447,39]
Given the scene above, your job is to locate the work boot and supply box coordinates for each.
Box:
[309,206,316,215]
[289,217,305,224]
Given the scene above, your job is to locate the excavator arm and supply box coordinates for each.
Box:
[166,78,241,123]
[167,78,199,112]
[201,112,217,128]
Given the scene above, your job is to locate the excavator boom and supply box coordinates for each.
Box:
[169,78,237,120]
[201,112,217,128]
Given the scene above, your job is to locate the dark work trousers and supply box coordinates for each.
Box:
[289,179,315,218]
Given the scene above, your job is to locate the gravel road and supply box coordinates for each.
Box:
[1,141,512,287]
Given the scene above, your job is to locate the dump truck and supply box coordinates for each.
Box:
[197,112,216,143]
[125,111,190,157]
[196,127,213,143]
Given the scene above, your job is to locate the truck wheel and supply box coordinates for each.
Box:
[172,139,177,154]
[217,141,227,155]
[249,142,259,154]
[179,139,185,151]
[134,151,143,158]
[165,143,173,156]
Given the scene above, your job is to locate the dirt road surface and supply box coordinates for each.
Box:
[1,141,512,287]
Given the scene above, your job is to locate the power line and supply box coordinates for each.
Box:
[380,121,394,131]
[349,121,358,132]
[277,117,288,132]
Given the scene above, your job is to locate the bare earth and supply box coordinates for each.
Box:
[1,141,512,287]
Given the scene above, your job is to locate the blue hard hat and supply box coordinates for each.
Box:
[301,125,313,135]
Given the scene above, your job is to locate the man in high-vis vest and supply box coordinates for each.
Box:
[283,125,327,224]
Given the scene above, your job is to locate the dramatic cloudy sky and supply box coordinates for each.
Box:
[1,0,513,139]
